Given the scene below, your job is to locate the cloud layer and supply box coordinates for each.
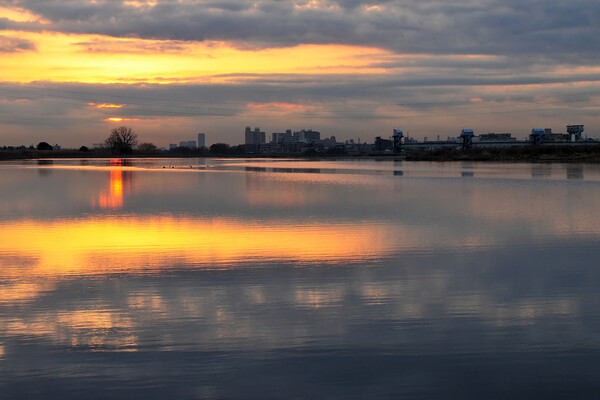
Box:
[2,0,599,61]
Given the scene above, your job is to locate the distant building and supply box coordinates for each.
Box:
[169,143,177,150]
[293,129,320,144]
[245,127,266,145]
[303,129,320,143]
[374,136,393,151]
[322,136,339,149]
[541,128,565,142]
[272,129,293,144]
[197,133,206,148]
[179,140,196,149]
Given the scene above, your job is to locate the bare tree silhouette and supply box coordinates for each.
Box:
[105,126,138,154]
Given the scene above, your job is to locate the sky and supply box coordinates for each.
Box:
[0,0,599,148]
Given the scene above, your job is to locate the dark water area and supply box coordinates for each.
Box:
[1,158,600,398]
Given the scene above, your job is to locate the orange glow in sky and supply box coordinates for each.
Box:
[89,103,125,108]
[104,118,140,122]
[0,6,45,23]
[0,30,390,84]
[246,102,315,113]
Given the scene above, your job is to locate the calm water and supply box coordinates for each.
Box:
[1,158,600,399]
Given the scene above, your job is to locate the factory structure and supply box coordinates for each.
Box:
[398,124,588,152]
[240,124,592,154]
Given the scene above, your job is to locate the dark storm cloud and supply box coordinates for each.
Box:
[2,0,598,62]
[0,34,35,52]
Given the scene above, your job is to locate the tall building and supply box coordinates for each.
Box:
[304,129,320,143]
[293,129,320,144]
[197,133,206,148]
[245,126,265,145]
[272,129,293,144]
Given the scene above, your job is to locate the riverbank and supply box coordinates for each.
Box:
[405,145,600,163]
[4,145,600,163]
[0,149,398,161]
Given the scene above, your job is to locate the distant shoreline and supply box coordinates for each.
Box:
[404,145,600,163]
[3,145,600,163]
[0,149,399,161]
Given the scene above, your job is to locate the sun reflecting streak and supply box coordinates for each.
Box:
[96,169,125,209]
[0,217,394,279]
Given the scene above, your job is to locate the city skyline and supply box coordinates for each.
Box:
[1,1,599,147]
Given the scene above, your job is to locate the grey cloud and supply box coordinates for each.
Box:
[0,0,596,63]
[1,67,598,125]
[72,38,188,53]
[204,1,254,12]
[0,35,36,52]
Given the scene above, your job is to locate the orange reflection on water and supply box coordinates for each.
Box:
[94,160,133,209]
[3,309,137,351]
[0,282,55,304]
[0,216,393,279]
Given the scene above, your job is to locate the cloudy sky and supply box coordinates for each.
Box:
[1,0,599,147]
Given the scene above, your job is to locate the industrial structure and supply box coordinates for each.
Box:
[460,129,475,149]
[233,124,592,155]
[393,129,403,153]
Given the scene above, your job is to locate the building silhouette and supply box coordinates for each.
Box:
[245,127,266,145]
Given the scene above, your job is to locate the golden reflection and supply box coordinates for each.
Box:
[0,216,395,279]
[94,162,133,209]
[0,282,55,304]
[295,286,344,308]
[58,309,132,331]
[128,294,168,314]
[4,310,137,351]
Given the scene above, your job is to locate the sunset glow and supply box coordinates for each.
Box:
[89,103,125,109]
[0,30,390,84]
[2,1,600,395]
[0,0,598,147]
[104,117,140,122]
